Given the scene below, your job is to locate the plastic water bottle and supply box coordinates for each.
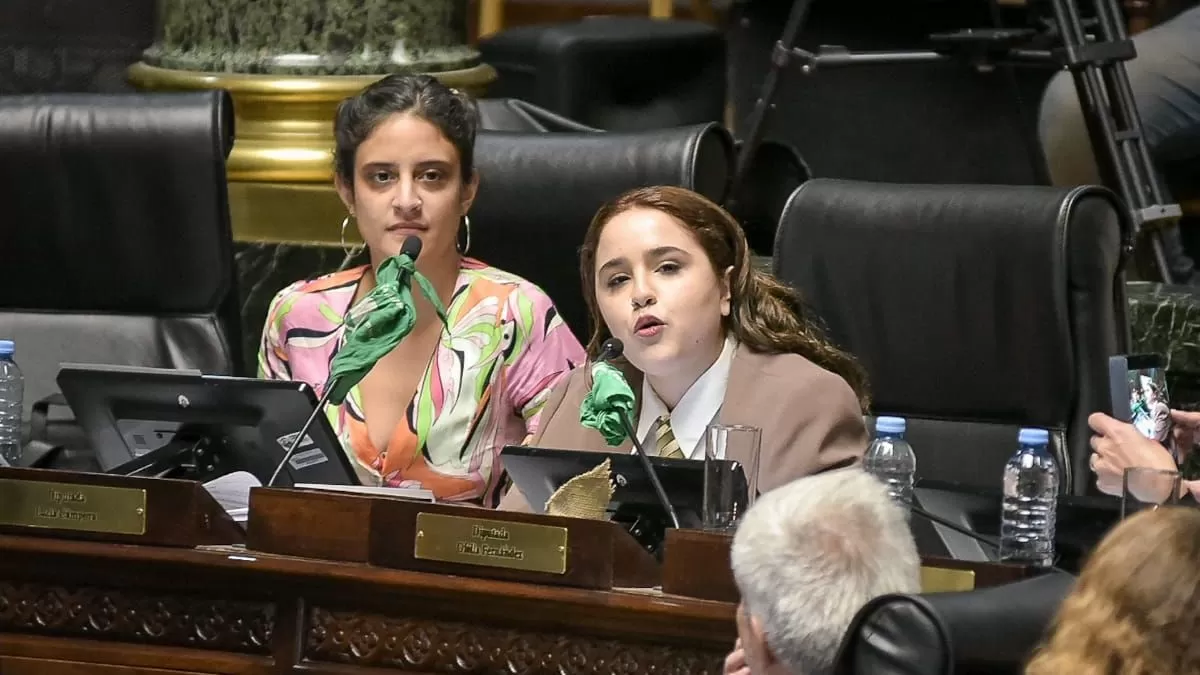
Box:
[1000,428,1059,567]
[0,340,22,466]
[863,416,917,512]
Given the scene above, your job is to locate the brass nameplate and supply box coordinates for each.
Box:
[920,566,976,593]
[0,479,147,535]
[413,512,568,575]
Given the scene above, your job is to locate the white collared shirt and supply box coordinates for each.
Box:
[635,336,737,460]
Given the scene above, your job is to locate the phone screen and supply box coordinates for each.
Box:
[1126,363,1179,463]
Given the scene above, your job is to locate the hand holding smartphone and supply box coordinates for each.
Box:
[1109,354,1180,464]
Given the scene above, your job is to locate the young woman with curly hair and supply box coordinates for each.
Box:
[500,186,870,512]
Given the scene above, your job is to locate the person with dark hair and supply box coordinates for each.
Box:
[499,186,869,511]
[258,74,585,506]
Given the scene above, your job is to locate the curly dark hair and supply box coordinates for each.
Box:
[333,74,478,185]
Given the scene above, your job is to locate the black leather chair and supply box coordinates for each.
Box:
[479,17,726,132]
[476,98,600,133]
[0,91,241,463]
[471,122,735,338]
[774,179,1131,495]
[729,139,811,255]
[835,571,1075,675]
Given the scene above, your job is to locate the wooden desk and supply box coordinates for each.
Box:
[0,534,733,675]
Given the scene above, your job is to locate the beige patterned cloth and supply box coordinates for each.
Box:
[654,415,685,459]
[544,459,615,520]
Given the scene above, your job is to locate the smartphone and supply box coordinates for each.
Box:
[1109,354,1178,464]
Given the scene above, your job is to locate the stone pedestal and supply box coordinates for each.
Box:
[129,0,494,247]
[144,0,477,75]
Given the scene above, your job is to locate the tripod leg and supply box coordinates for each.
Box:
[1049,0,1181,282]
[727,0,816,212]
[1150,231,1171,279]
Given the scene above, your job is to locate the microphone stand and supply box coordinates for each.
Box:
[905,499,1000,550]
[903,498,1072,575]
[618,413,682,530]
[594,340,682,531]
[729,0,1175,282]
[268,240,428,488]
[267,383,337,487]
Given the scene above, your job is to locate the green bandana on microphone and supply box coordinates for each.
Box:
[326,252,447,405]
[579,361,636,446]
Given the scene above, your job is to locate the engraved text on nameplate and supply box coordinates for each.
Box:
[0,479,147,535]
[413,512,568,574]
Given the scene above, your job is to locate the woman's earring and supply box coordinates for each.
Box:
[340,215,362,258]
[456,215,472,255]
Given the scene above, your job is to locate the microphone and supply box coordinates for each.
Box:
[267,236,423,487]
[399,234,422,263]
[595,337,681,530]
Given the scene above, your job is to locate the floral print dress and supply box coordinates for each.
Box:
[257,258,585,506]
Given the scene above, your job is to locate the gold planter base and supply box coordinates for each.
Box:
[127,61,497,244]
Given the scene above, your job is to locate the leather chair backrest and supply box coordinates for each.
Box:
[480,17,726,132]
[0,91,240,421]
[774,179,1130,494]
[728,139,810,255]
[836,571,1075,675]
[476,98,600,133]
[836,594,952,675]
[470,123,734,338]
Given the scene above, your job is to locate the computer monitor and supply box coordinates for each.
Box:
[56,364,359,487]
[501,445,749,552]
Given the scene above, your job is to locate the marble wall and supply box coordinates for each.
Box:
[1127,282,1200,408]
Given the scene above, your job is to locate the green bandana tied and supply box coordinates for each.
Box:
[579,361,636,446]
[326,253,448,405]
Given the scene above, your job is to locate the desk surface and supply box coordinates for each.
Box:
[0,534,733,675]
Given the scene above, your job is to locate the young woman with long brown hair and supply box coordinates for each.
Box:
[500,185,870,511]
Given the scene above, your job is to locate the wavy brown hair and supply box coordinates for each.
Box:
[1026,507,1200,675]
[579,185,869,407]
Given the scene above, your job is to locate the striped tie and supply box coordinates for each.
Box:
[654,415,685,459]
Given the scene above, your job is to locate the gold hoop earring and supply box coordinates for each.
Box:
[340,215,361,257]
[457,215,472,255]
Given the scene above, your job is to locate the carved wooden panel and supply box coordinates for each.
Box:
[0,580,274,654]
[305,607,724,675]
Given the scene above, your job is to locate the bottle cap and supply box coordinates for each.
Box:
[0,340,14,357]
[1018,428,1050,445]
[876,416,906,435]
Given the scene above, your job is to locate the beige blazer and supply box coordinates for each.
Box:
[498,343,869,512]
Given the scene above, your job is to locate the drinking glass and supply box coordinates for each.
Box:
[1121,467,1180,519]
[703,424,761,531]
